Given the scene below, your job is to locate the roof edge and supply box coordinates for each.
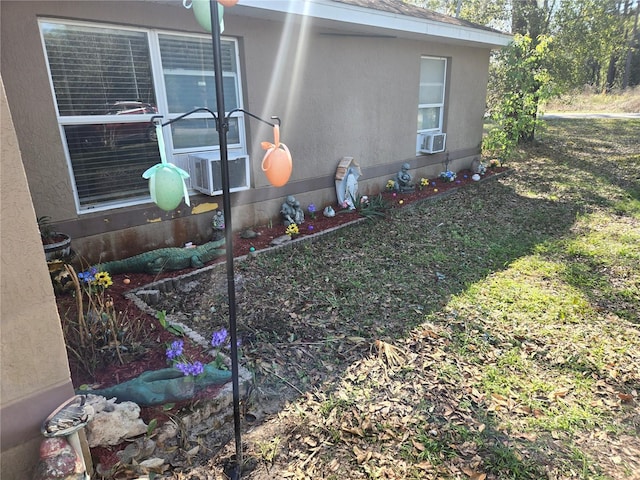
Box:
[235,0,512,48]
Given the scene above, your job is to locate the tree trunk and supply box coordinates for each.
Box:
[623,1,639,89]
[605,53,618,92]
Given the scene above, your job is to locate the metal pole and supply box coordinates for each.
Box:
[209,1,243,477]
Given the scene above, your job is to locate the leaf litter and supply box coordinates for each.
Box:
[153,119,639,479]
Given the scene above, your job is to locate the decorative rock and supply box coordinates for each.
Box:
[178,281,201,293]
[33,437,84,480]
[270,235,292,247]
[84,395,147,447]
[155,421,179,446]
[323,206,335,217]
[472,174,481,181]
[240,229,259,239]
[139,457,166,470]
[115,437,156,464]
[135,289,161,305]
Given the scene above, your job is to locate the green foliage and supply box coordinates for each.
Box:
[256,436,281,463]
[157,310,184,337]
[146,418,158,437]
[355,193,389,220]
[37,215,54,240]
[484,34,555,160]
[412,0,639,93]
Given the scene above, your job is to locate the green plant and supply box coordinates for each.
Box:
[484,34,555,161]
[37,215,54,240]
[307,203,317,219]
[157,310,185,337]
[256,436,281,463]
[351,193,388,220]
[61,265,143,376]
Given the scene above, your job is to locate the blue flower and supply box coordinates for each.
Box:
[166,340,184,360]
[175,361,204,376]
[211,328,228,348]
[78,269,96,284]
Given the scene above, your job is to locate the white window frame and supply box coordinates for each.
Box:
[417,56,447,153]
[39,18,247,213]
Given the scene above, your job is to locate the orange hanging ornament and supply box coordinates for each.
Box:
[261,125,292,187]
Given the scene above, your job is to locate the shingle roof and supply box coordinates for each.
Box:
[331,0,505,34]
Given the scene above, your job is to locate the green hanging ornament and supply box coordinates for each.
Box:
[143,124,190,211]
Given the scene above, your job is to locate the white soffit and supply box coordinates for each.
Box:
[234,0,512,48]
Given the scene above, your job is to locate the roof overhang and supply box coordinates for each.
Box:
[231,0,512,49]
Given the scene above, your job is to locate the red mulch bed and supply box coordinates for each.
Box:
[56,167,505,471]
[59,167,505,389]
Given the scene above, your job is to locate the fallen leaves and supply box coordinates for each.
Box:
[152,120,640,480]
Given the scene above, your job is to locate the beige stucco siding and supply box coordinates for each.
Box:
[0,75,76,479]
[237,15,491,177]
[1,1,493,264]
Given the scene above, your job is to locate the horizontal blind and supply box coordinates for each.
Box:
[39,20,247,210]
[41,22,156,116]
[159,34,238,114]
[64,124,160,208]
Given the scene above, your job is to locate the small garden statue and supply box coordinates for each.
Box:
[212,209,225,240]
[394,163,415,193]
[280,195,304,226]
[335,157,362,210]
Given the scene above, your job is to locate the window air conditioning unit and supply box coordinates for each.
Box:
[189,152,250,196]
[419,132,446,154]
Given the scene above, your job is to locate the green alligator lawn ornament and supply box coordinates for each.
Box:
[95,239,225,275]
[79,363,232,406]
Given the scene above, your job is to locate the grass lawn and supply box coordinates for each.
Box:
[193,118,639,479]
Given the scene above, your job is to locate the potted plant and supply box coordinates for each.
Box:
[38,216,71,261]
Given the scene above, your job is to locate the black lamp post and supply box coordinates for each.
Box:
[148,2,288,477]
[208,2,244,476]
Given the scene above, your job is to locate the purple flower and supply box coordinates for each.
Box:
[307,203,316,213]
[211,328,228,348]
[166,340,184,360]
[175,361,204,376]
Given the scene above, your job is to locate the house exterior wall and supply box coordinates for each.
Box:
[1,1,492,265]
[0,75,77,479]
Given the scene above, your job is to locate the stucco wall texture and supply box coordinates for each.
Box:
[1,0,491,265]
[1,76,76,479]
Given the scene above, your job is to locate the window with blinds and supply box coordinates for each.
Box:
[417,57,447,132]
[158,33,241,150]
[39,20,245,211]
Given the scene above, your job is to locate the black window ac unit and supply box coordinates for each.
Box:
[189,152,250,196]
[419,132,446,154]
